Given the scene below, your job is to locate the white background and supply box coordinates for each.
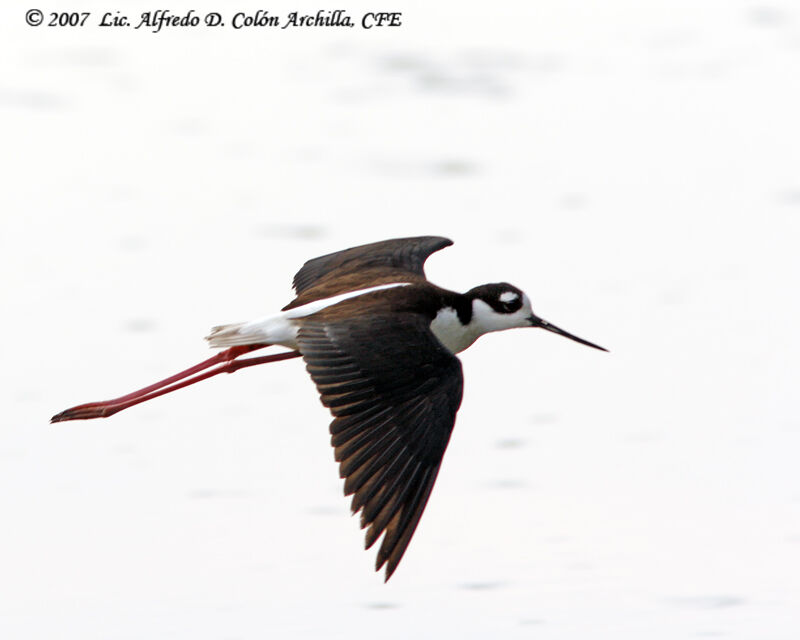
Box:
[1,1,799,638]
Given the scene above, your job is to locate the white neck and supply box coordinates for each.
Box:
[430,307,481,353]
[430,298,532,354]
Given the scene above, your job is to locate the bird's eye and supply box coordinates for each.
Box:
[497,294,521,313]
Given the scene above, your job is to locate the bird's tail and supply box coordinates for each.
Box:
[205,323,262,348]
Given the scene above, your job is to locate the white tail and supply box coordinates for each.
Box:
[206,323,262,348]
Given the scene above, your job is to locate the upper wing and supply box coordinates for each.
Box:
[296,311,463,581]
[291,236,453,295]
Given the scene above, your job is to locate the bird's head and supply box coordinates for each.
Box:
[467,283,608,352]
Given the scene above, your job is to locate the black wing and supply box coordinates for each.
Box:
[297,312,463,581]
[292,236,453,294]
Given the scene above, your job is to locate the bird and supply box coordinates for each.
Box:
[51,235,607,580]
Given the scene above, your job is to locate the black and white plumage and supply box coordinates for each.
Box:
[206,236,606,579]
[51,236,607,581]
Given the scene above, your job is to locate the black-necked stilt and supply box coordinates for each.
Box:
[52,236,607,580]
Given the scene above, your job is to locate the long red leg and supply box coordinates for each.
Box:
[51,345,301,423]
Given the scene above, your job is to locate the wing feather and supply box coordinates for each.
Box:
[284,236,453,309]
[292,236,452,294]
[297,312,463,580]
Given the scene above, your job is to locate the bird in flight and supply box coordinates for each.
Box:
[52,236,607,580]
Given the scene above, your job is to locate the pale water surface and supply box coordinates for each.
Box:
[1,1,799,638]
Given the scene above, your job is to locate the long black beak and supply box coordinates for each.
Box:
[528,314,608,352]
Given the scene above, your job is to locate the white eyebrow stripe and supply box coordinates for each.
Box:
[499,291,519,303]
